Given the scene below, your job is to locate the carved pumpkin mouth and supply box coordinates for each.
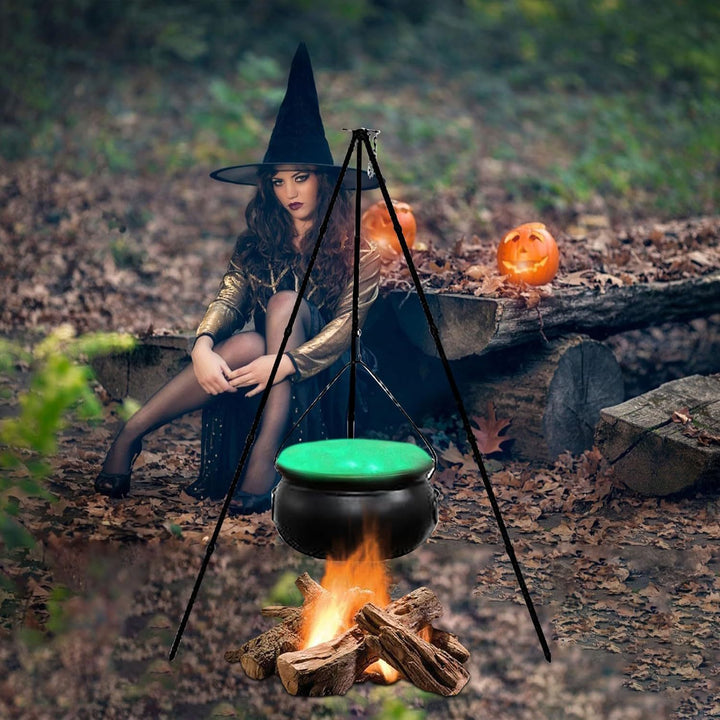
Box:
[501,256,549,273]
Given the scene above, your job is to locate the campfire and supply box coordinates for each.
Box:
[225,531,470,697]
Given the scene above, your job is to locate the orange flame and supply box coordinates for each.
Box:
[418,625,432,642]
[301,526,399,683]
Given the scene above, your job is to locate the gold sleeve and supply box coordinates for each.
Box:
[195,251,253,344]
[287,245,381,381]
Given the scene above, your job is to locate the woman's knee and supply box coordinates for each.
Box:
[215,331,265,366]
[266,290,300,315]
[266,291,310,329]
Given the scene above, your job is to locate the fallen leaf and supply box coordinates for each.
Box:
[470,402,512,455]
[671,408,692,424]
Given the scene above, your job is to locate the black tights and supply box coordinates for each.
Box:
[100,291,312,495]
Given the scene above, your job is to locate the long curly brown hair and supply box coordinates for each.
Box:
[235,168,355,311]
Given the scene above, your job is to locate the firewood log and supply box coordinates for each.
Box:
[359,603,469,696]
[429,627,470,663]
[355,587,443,635]
[366,625,469,696]
[295,572,328,602]
[276,627,373,696]
[261,605,299,620]
[229,618,302,680]
[224,572,328,679]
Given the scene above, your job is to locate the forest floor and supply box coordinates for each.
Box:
[0,402,719,719]
[2,68,720,718]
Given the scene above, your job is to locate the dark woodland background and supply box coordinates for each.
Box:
[2,0,719,224]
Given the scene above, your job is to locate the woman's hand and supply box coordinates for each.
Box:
[227,354,295,397]
[191,337,235,395]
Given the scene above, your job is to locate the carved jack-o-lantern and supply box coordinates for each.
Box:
[361,199,416,260]
[497,222,559,285]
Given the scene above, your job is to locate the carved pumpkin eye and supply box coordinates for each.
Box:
[497,222,559,285]
[361,200,417,260]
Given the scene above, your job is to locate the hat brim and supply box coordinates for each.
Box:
[210,163,380,191]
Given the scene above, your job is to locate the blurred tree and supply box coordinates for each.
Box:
[1,0,718,157]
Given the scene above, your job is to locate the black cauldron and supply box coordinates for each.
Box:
[272,438,438,559]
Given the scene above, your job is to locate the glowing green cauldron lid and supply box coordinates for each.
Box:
[275,438,434,485]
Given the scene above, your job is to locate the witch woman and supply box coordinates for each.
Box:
[94,44,380,514]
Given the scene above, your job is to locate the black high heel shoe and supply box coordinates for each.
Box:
[228,488,273,516]
[94,438,142,498]
[183,476,210,500]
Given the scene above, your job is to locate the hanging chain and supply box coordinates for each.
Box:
[366,129,380,178]
[343,128,381,178]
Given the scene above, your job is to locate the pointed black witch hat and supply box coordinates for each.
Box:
[210,43,378,190]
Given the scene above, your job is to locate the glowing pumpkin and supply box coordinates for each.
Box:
[361,200,416,260]
[497,222,559,285]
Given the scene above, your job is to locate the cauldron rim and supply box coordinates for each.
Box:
[275,437,435,488]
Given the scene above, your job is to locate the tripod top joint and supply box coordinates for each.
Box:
[342,127,381,138]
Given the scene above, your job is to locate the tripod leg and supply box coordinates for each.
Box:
[360,130,552,663]
[169,134,359,662]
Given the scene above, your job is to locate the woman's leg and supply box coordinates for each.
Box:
[100,331,266,475]
[240,291,311,494]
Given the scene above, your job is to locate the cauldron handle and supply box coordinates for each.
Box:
[274,358,438,476]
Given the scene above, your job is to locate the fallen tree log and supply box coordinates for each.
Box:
[595,373,720,496]
[456,334,624,460]
[389,272,720,360]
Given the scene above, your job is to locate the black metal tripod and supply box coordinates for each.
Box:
[169,128,552,664]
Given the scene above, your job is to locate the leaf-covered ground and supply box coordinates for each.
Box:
[2,87,720,718]
[1,401,719,719]
[2,143,720,339]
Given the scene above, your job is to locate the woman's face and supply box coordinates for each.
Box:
[271,167,320,230]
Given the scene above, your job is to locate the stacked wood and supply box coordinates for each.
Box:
[357,603,470,696]
[595,373,720,496]
[275,586,444,696]
[226,579,470,697]
[223,572,326,679]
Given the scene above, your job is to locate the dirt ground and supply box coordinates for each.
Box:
[1,400,718,719]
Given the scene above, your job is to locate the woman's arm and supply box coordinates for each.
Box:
[286,244,381,381]
[192,245,255,394]
[195,249,253,345]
